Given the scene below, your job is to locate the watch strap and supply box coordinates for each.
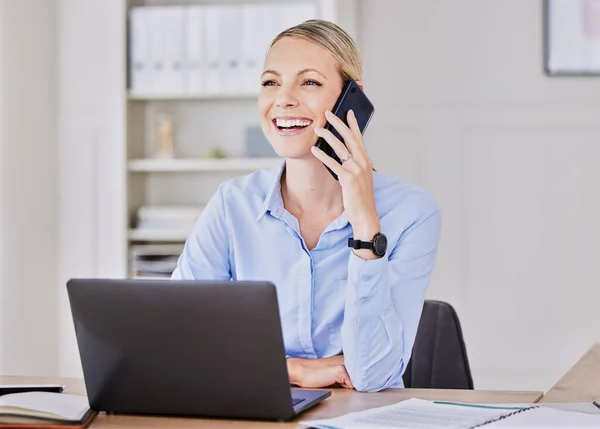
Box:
[347,237,374,250]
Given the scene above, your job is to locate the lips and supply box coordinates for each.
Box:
[272,116,314,136]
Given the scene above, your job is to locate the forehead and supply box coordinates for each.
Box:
[264,37,339,75]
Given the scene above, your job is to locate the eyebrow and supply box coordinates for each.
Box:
[261,68,328,80]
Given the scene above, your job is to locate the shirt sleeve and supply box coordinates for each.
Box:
[171,185,231,280]
[341,206,442,392]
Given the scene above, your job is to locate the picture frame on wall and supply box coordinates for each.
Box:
[544,0,600,75]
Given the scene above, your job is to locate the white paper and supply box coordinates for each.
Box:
[488,406,600,427]
[300,398,525,429]
[302,398,600,429]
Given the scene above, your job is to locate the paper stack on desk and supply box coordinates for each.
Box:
[300,398,600,429]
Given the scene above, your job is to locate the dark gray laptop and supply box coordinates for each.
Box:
[66,279,331,421]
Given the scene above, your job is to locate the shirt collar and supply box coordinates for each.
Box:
[256,159,286,221]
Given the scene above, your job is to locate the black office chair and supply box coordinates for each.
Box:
[402,300,474,389]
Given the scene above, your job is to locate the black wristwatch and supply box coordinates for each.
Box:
[348,232,387,257]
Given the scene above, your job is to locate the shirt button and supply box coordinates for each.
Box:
[361,274,372,282]
[360,297,370,304]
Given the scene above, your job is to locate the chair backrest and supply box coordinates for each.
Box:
[402,300,474,389]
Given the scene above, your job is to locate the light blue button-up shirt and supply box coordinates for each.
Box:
[171,160,441,392]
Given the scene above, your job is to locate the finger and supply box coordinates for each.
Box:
[314,128,361,175]
[346,111,372,171]
[310,146,348,179]
[338,369,354,389]
[314,127,351,164]
[346,110,367,157]
[345,373,354,389]
[325,110,358,155]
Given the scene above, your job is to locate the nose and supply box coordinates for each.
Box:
[275,87,299,109]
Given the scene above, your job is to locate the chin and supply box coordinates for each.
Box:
[268,136,315,159]
[272,146,313,160]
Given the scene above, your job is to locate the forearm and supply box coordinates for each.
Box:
[286,356,349,388]
[341,254,405,392]
[343,208,442,392]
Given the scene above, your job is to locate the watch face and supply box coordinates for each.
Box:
[374,233,387,256]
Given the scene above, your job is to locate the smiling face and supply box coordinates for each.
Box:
[258,37,344,160]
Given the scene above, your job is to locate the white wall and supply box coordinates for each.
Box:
[359,0,600,391]
[0,1,58,375]
[56,0,127,377]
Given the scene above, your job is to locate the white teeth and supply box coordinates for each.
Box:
[275,118,311,128]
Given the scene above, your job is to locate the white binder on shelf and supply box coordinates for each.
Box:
[150,6,185,96]
[184,5,205,96]
[241,3,270,95]
[129,7,153,95]
[202,4,223,96]
[219,5,244,95]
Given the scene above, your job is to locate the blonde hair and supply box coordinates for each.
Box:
[270,19,363,83]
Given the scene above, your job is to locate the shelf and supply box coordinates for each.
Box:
[128,157,282,172]
[128,228,189,242]
[127,92,258,101]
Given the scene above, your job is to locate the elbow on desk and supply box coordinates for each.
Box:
[350,375,393,393]
[342,323,407,392]
[348,364,404,393]
[352,381,385,393]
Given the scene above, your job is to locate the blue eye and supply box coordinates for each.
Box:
[261,80,277,86]
[304,80,322,86]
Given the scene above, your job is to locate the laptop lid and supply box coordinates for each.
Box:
[67,279,319,421]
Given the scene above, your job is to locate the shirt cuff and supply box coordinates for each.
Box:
[347,252,391,317]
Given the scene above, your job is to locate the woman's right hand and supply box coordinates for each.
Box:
[287,356,354,389]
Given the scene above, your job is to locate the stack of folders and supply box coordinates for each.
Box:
[129,1,318,97]
[132,205,204,242]
[130,244,184,279]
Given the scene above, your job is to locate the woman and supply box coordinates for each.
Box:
[171,20,441,393]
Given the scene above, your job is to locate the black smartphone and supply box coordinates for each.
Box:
[314,79,375,180]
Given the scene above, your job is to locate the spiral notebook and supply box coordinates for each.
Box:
[300,398,600,429]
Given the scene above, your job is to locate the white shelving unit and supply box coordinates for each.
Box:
[123,0,357,278]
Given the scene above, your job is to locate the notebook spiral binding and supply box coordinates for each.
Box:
[470,405,540,428]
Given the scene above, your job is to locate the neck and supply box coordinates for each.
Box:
[281,157,343,217]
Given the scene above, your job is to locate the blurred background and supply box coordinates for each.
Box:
[1,0,599,392]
